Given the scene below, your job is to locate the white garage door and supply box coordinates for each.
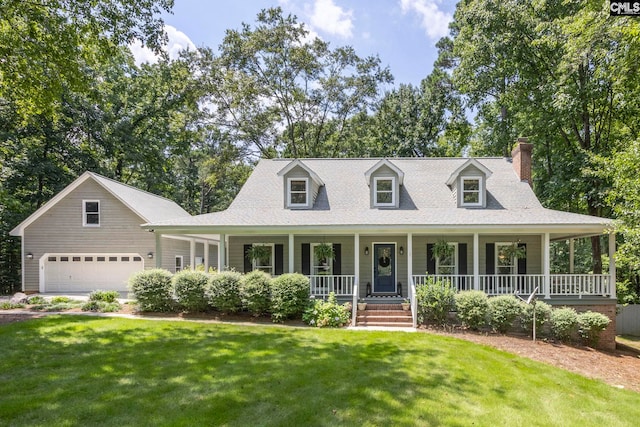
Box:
[43,253,144,292]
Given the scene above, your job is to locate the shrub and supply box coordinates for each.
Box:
[128,269,174,312]
[206,271,243,313]
[303,292,351,327]
[270,273,310,322]
[577,311,611,347]
[454,291,489,330]
[241,270,272,316]
[27,295,47,305]
[172,270,210,312]
[82,300,122,312]
[550,307,578,343]
[519,300,552,336]
[0,301,25,310]
[415,277,456,325]
[88,290,120,303]
[488,295,523,333]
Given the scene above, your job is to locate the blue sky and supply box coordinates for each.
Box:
[132,0,457,88]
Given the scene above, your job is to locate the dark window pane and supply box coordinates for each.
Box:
[290,180,306,192]
[72,256,81,262]
[121,256,130,262]
[86,213,100,224]
[376,180,392,191]
[85,201,99,213]
[109,257,117,262]
[463,193,479,203]
[377,192,392,204]
[60,257,69,262]
[84,257,93,262]
[97,257,105,262]
[133,256,142,262]
[48,257,57,262]
[290,193,306,204]
[463,180,479,191]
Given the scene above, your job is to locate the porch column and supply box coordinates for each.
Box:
[609,232,617,300]
[569,238,575,274]
[218,233,226,271]
[407,232,413,295]
[189,239,196,271]
[543,233,550,298]
[155,232,163,269]
[473,233,479,290]
[288,234,294,273]
[354,233,360,293]
[204,241,209,272]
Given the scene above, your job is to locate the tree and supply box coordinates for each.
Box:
[195,7,393,158]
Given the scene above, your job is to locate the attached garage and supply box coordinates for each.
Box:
[41,253,144,292]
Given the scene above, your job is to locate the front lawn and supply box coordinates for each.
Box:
[1,317,639,426]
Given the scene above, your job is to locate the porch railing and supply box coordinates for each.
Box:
[411,274,611,297]
[309,275,356,297]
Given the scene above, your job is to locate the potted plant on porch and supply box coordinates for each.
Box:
[314,243,335,272]
[502,242,526,260]
[357,299,367,311]
[401,298,411,311]
[431,239,455,261]
[245,245,271,266]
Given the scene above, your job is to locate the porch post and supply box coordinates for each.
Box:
[218,233,226,271]
[543,233,550,298]
[569,238,575,274]
[204,241,209,272]
[473,233,479,290]
[288,233,294,273]
[609,232,616,300]
[189,239,196,271]
[155,232,163,269]
[354,233,360,291]
[407,232,413,295]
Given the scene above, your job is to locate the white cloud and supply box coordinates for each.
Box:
[310,0,353,38]
[400,0,452,40]
[129,25,196,66]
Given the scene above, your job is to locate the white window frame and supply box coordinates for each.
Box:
[435,242,458,275]
[311,243,333,275]
[252,243,274,274]
[495,242,517,275]
[175,256,183,273]
[287,177,309,208]
[461,176,483,207]
[82,200,100,227]
[373,176,396,207]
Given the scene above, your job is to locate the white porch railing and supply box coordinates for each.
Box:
[411,274,612,298]
[309,275,356,297]
[410,276,417,327]
[550,274,611,297]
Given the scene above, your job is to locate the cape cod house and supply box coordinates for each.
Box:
[142,139,617,338]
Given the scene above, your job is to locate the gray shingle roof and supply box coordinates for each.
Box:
[146,158,612,229]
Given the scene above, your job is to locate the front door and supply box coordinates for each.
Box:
[373,243,396,293]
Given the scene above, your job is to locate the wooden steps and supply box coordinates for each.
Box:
[356,304,413,327]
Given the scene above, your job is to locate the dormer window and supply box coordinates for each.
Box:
[461,177,482,206]
[374,177,395,207]
[287,178,309,207]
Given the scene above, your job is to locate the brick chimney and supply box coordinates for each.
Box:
[511,137,533,187]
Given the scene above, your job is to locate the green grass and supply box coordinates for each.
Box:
[1,317,639,426]
[618,335,640,352]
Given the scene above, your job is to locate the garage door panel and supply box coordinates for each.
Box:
[44,254,144,292]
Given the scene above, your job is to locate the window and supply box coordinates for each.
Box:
[287,178,308,207]
[436,243,457,275]
[461,177,482,206]
[121,256,130,262]
[84,257,93,262]
[496,243,516,275]
[251,244,274,274]
[72,256,81,262]
[133,256,142,262]
[311,243,333,275]
[97,256,105,262]
[83,200,100,226]
[109,256,118,262]
[175,256,183,272]
[60,256,69,262]
[374,177,395,207]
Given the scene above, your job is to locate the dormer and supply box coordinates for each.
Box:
[445,158,492,208]
[277,159,324,209]
[365,159,404,209]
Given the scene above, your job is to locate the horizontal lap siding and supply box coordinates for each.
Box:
[228,236,289,273]
[23,180,156,292]
[479,235,542,274]
[295,236,354,275]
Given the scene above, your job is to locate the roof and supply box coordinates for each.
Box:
[10,171,191,236]
[277,159,324,186]
[364,159,405,185]
[445,158,493,186]
[144,158,613,234]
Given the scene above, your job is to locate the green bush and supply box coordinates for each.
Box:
[128,269,174,312]
[577,311,611,347]
[241,270,272,316]
[0,301,25,310]
[32,302,80,312]
[82,300,122,312]
[519,300,552,336]
[270,273,310,322]
[27,295,47,305]
[488,295,523,333]
[454,291,489,330]
[88,290,120,303]
[172,270,210,312]
[303,292,351,327]
[416,277,456,325]
[550,307,578,343]
[206,271,243,313]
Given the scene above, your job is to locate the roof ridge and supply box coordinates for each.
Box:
[268,157,507,161]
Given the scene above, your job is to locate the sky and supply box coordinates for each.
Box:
[131,0,457,88]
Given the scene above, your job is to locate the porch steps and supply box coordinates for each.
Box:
[356,304,413,327]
